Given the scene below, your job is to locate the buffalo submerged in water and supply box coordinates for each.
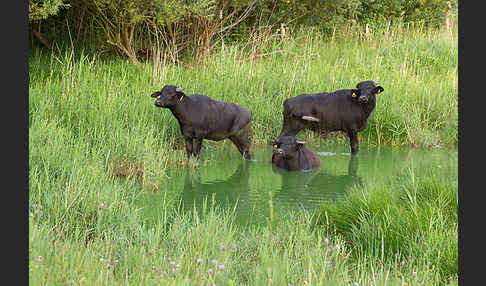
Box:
[269,136,321,171]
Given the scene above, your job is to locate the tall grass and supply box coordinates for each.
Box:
[316,163,458,280]
[29,21,457,285]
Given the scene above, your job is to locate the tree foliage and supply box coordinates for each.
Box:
[29,0,457,62]
[29,0,70,21]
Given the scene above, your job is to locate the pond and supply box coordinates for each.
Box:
[139,142,458,227]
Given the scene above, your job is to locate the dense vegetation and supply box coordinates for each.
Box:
[29,1,458,285]
[29,0,456,63]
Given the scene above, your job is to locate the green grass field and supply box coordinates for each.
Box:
[29,21,457,285]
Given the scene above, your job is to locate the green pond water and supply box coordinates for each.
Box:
[139,142,458,226]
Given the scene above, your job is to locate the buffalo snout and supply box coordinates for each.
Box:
[153,92,172,107]
[273,148,285,156]
[358,95,368,103]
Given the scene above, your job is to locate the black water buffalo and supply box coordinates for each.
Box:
[278,80,384,155]
[151,85,252,160]
[269,136,321,171]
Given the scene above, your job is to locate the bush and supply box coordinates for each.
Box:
[30,0,457,64]
[29,0,70,21]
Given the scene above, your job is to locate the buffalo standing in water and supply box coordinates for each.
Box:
[151,85,252,160]
[278,81,384,155]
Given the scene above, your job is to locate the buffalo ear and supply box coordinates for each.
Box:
[374,86,384,94]
[350,89,359,98]
[150,91,160,98]
[269,140,279,150]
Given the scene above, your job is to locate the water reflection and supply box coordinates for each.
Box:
[272,156,363,209]
[179,156,363,221]
[179,160,252,217]
[139,144,457,226]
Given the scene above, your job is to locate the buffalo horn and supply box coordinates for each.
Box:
[302,115,320,122]
[296,140,306,145]
[374,81,380,85]
[176,87,184,92]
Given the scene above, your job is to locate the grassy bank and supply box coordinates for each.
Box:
[29,21,458,285]
[29,169,457,285]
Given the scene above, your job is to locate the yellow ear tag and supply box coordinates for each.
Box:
[351,92,357,98]
[273,145,278,149]
[179,95,184,101]
[157,95,161,99]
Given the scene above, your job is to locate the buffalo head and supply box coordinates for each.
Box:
[350,81,384,103]
[151,85,185,107]
[270,136,306,160]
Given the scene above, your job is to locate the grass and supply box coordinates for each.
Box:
[29,20,457,285]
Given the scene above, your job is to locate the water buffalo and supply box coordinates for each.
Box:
[278,80,384,155]
[269,136,321,171]
[151,85,252,160]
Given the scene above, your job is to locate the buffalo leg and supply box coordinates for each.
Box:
[347,130,359,155]
[347,155,359,177]
[193,137,203,160]
[184,137,194,159]
[279,111,302,138]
